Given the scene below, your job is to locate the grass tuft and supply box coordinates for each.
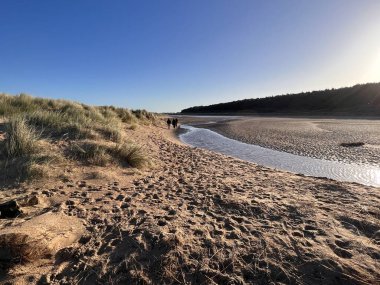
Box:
[98,124,122,142]
[3,116,39,158]
[115,108,137,123]
[112,143,148,168]
[68,142,110,166]
[132,109,156,121]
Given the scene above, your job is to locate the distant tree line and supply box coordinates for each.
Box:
[181,83,380,116]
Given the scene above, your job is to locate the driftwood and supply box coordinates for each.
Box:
[0,200,22,218]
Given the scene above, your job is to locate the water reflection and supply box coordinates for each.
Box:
[179,125,380,187]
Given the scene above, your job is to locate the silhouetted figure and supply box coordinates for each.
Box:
[171,118,176,129]
[174,118,179,128]
[166,118,171,129]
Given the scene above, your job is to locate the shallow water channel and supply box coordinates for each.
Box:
[179,125,380,187]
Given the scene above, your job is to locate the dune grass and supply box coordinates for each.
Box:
[0,93,156,141]
[68,142,110,166]
[0,116,53,182]
[68,141,148,169]
[111,143,148,168]
[97,123,122,142]
[3,116,40,158]
[0,93,154,183]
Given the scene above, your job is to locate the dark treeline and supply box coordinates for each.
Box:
[181,83,380,116]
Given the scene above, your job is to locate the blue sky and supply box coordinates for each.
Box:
[1,1,380,112]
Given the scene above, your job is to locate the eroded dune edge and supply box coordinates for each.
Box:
[1,123,379,285]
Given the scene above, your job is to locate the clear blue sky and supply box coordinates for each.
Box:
[1,1,380,112]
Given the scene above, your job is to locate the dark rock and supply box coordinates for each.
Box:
[0,200,22,218]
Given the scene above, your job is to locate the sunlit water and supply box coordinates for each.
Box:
[179,125,380,187]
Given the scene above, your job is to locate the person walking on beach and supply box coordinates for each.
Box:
[171,118,176,129]
[167,118,171,129]
[174,118,179,128]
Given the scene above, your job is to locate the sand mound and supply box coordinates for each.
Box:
[0,212,85,270]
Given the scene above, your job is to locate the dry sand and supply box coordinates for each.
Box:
[0,122,379,284]
[186,117,380,166]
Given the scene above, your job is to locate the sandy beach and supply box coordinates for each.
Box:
[1,122,379,284]
[3,1,380,283]
[182,116,380,166]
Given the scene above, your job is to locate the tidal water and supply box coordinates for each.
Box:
[179,125,380,187]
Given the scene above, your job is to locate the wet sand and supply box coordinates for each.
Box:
[1,122,379,284]
[182,116,380,166]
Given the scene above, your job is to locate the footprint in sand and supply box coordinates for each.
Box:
[335,239,350,249]
[328,240,353,259]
